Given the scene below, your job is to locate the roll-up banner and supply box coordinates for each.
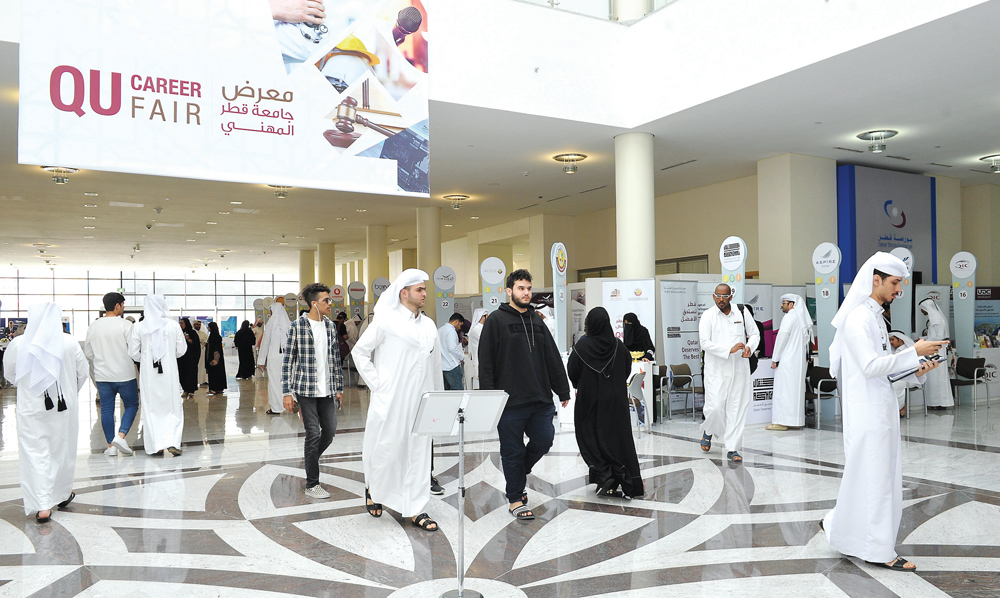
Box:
[812,242,841,369]
[889,247,915,336]
[371,277,391,303]
[253,298,266,324]
[719,236,747,304]
[603,279,656,344]
[659,280,699,409]
[283,293,299,321]
[433,266,456,327]
[330,285,346,312]
[951,251,977,358]
[744,282,773,356]
[347,281,366,319]
[480,257,506,314]
[19,0,431,196]
[551,242,569,353]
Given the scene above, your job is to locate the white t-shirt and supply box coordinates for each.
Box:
[309,317,329,397]
[85,316,137,382]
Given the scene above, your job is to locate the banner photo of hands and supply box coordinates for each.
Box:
[19,0,430,196]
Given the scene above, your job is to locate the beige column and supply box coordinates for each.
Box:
[367,225,389,304]
[317,243,336,286]
[615,132,655,279]
[961,184,1000,285]
[756,153,837,284]
[935,176,962,284]
[298,250,316,289]
[339,263,349,287]
[416,206,442,320]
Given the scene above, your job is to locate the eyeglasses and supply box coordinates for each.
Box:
[318,298,333,305]
[713,293,732,299]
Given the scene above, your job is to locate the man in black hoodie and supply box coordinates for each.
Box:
[479,269,570,521]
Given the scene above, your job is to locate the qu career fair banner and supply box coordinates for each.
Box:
[19,0,430,196]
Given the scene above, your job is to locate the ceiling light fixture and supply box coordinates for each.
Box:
[390,238,399,242]
[269,185,292,198]
[443,194,469,210]
[83,216,96,220]
[83,235,94,239]
[553,153,587,174]
[316,227,325,231]
[196,231,206,234]
[444,224,454,227]
[84,204,97,208]
[356,209,367,213]
[42,166,79,184]
[470,216,480,220]
[218,211,230,215]
[230,201,243,205]
[856,130,897,154]
[979,154,1000,174]
[84,192,98,196]
[84,226,95,229]
[206,221,217,225]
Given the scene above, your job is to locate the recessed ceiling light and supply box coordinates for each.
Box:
[186,239,196,242]
[336,217,347,221]
[356,209,366,213]
[279,242,288,245]
[230,201,243,205]
[84,192,99,196]
[470,216,480,220]
[390,238,399,242]
[83,216,96,220]
[315,227,325,231]
[84,204,97,208]
[295,235,305,239]
[206,221,217,225]
[196,231,206,234]
[109,201,145,208]
[83,235,94,239]
[218,211,230,215]
[444,224,453,227]
[84,226,95,229]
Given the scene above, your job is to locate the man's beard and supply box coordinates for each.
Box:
[512,294,531,309]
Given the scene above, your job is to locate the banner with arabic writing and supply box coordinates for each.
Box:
[18,0,430,196]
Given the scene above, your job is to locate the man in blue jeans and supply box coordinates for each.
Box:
[479,269,570,521]
[282,282,344,500]
[84,292,138,456]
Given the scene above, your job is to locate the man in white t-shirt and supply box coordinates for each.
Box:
[84,292,137,457]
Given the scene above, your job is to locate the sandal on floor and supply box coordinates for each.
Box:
[597,480,623,497]
[866,557,917,572]
[700,433,712,452]
[818,520,824,531]
[509,504,534,520]
[35,511,51,524]
[57,492,75,509]
[365,489,382,518]
[727,451,743,463]
[412,512,438,531]
[265,409,279,415]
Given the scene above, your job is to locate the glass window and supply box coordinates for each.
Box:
[88,268,122,280]
[135,279,153,295]
[679,258,709,274]
[275,282,300,296]
[0,278,17,294]
[164,295,185,310]
[19,294,55,309]
[120,279,135,293]
[54,278,90,295]
[245,281,272,296]
[655,262,678,276]
[186,280,214,295]
[155,279,184,294]
[0,294,18,311]
[186,269,215,281]
[216,280,243,295]
[216,295,244,310]
[217,272,243,281]
[185,295,217,310]
[55,295,91,311]
[19,278,53,295]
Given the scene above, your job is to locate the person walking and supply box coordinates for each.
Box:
[259,303,292,414]
[767,294,812,430]
[177,318,201,398]
[205,322,228,395]
[84,292,138,456]
[234,320,257,380]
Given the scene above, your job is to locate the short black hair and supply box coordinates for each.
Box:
[302,282,331,307]
[449,313,465,323]
[335,311,346,320]
[103,292,125,312]
[506,269,532,289]
[873,269,892,281]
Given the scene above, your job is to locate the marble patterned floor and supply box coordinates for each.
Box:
[0,357,998,597]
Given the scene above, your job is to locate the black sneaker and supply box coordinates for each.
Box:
[430,476,444,495]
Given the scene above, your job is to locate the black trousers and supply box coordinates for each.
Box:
[296,395,338,488]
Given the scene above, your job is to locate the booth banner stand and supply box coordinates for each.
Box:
[372,277,391,302]
[551,242,569,353]
[412,390,509,598]
[812,243,841,368]
[719,236,747,304]
[890,247,915,336]
[348,281,366,319]
[253,298,265,324]
[602,279,656,342]
[330,285,346,312]
[951,252,977,358]
[480,258,506,314]
[434,267,457,328]
[659,279,700,413]
[283,293,299,321]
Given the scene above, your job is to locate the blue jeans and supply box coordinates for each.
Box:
[443,365,464,390]
[96,380,140,444]
[496,401,556,503]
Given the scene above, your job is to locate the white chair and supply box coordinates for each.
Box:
[627,370,647,437]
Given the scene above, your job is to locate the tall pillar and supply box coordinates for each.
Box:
[757,154,837,284]
[339,263,349,287]
[298,250,315,289]
[961,184,1000,285]
[317,243,336,286]
[615,132,655,279]
[416,206,442,320]
[367,225,389,304]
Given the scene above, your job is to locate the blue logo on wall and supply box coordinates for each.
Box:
[884,200,906,228]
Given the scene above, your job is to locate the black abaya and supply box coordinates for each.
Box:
[568,307,644,498]
[206,328,228,393]
[233,322,256,379]
[178,321,201,394]
[622,312,655,361]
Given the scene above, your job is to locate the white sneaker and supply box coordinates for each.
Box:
[112,436,133,455]
[304,485,331,499]
[104,446,118,456]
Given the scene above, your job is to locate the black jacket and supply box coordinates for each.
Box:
[478,303,571,408]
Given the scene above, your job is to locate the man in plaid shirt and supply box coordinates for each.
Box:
[282,282,344,499]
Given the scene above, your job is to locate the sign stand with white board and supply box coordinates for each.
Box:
[480,257,507,314]
[412,390,509,598]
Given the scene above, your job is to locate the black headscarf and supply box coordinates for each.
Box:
[572,307,619,377]
[622,312,654,354]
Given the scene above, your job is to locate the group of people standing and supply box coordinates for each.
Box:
[175,317,227,397]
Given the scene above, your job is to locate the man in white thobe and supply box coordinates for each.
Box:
[889,331,921,417]
[767,294,812,430]
[698,283,759,463]
[258,303,292,414]
[822,252,947,572]
[128,294,188,456]
[467,308,487,389]
[919,297,953,409]
[3,302,88,522]
[353,269,444,532]
[194,320,209,386]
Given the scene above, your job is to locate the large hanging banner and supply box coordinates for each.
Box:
[480,257,506,314]
[433,266,456,327]
[719,236,747,304]
[951,251,977,358]
[347,281,366,319]
[602,279,656,344]
[812,242,840,369]
[889,247,915,335]
[550,242,569,353]
[19,0,430,196]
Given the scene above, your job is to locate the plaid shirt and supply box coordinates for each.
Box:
[281,314,344,397]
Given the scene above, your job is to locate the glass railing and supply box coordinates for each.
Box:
[509,0,682,23]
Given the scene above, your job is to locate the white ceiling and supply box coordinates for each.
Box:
[2,1,1000,273]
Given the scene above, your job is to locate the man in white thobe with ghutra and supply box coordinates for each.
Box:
[353,269,444,532]
[258,303,292,414]
[467,308,487,389]
[128,294,188,456]
[3,302,88,523]
[767,294,812,430]
[821,252,947,572]
[919,297,953,410]
[698,283,759,463]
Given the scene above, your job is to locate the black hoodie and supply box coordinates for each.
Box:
[478,303,571,408]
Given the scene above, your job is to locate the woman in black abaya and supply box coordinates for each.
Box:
[622,312,655,361]
[233,320,257,379]
[206,321,228,395]
[567,307,644,498]
[177,318,201,398]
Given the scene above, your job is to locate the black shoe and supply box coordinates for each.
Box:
[430,476,444,495]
